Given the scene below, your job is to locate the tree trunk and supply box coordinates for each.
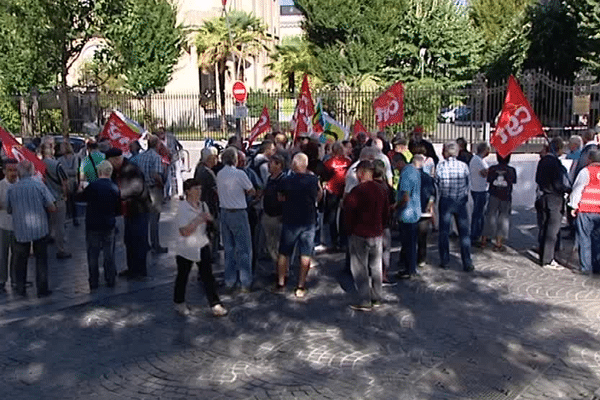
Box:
[218,60,227,136]
[19,95,31,138]
[143,95,152,130]
[31,89,39,135]
[60,64,70,138]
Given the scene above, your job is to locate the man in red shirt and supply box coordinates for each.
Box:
[344,160,390,311]
[323,142,352,251]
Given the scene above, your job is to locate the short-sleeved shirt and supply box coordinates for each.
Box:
[488,164,517,202]
[323,155,352,196]
[7,177,55,242]
[398,164,421,224]
[43,158,68,200]
[132,148,163,187]
[216,165,253,209]
[83,178,121,231]
[436,157,470,199]
[279,172,319,226]
[80,151,105,182]
[469,154,488,192]
[175,200,210,262]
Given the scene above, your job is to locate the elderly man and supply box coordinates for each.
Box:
[274,152,322,298]
[194,146,220,260]
[469,142,490,246]
[0,159,18,291]
[7,160,57,297]
[131,135,167,253]
[216,147,255,292]
[436,141,474,272]
[81,161,121,290]
[344,160,389,311]
[106,148,152,280]
[574,129,598,179]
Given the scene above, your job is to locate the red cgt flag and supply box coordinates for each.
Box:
[291,74,315,141]
[491,75,544,157]
[0,125,46,174]
[373,81,404,130]
[100,112,142,158]
[352,119,369,138]
[248,106,271,146]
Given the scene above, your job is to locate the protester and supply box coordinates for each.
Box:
[409,126,439,165]
[0,159,18,291]
[436,141,474,272]
[323,142,352,251]
[7,160,56,297]
[131,135,167,254]
[344,160,389,311]
[173,179,227,317]
[58,142,80,227]
[412,155,436,267]
[42,144,71,259]
[573,129,598,179]
[194,146,220,261]
[393,152,421,279]
[569,150,600,275]
[237,150,264,272]
[216,147,255,292]
[106,148,151,280]
[274,153,322,297]
[411,144,435,177]
[456,138,473,165]
[156,124,183,200]
[261,155,285,267]
[249,140,276,186]
[536,137,571,269]
[79,140,105,184]
[81,161,120,290]
[372,159,395,283]
[469,142,490,246]
[480,154,517,251]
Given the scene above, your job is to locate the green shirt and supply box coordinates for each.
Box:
[79,151,105,182]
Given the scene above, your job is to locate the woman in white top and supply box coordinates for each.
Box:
[174,179,227,317]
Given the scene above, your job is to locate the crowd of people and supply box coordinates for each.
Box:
[0,124,599,316]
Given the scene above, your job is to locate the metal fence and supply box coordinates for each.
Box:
[56,69,600,147]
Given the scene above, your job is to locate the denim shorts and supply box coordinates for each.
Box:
[279,224,315,257]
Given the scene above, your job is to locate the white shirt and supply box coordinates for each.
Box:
[569,168,589,210]
[0,178,14,231]
[175,200,210,262]
[344,160,360,194]
[469,154,489,192]
[216,165,253,209]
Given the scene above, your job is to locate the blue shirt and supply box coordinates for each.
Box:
[398,164,421,223]
[131,148,163,187]
[83,178,121,231]
[7,177,55,242]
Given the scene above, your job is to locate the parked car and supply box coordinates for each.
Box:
[51,135,87,157]
[438,106,472,123]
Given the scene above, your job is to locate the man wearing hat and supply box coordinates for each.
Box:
[105,148,152,280]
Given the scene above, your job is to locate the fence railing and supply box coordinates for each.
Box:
[14,70,600,147]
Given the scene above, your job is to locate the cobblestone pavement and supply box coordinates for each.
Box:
[1,203,600,399]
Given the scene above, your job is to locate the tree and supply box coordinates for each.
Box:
[264,36,316,93]
[566,0,600,77]
[195,10,271,134]
[295,0,406,87]
[383,0,484,86]
[99,0,184,127]
[469,0,533,45]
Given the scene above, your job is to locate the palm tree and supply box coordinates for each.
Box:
[196,11,270,134]
[264,36,315,93]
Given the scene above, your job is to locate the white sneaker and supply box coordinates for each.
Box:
[211,304,228,317]
[543,260,563,270]
[174,303,192,316]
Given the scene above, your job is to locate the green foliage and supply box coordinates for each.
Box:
[246,90,278,119]
[0,88,20,134]
[469,0,532,45]
[264,36,317,92]
[100,0,184,97]
[566,0,600,77]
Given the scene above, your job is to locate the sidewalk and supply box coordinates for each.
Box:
[0,202,599,399]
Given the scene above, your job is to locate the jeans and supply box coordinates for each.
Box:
[220,209,252,288]
[174,247,220,306]
[86,228,116,288]
[349,235,383,305]
[417,217,431,265]
[49,199,67,253]
[470,191,488,241]
[13,236,49,295]
[124,213,149,277]
[382,228,391,276]
[483,196,511,239]
[0,228,16,284]
[148,186,164,249]
[576,213,600,273]
[438,196,472,269]
[537,194,564,265]
[399,222,418,274]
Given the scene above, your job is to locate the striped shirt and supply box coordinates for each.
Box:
[435,157,470,199]
[131,148,163,187]
[7,177,55,242]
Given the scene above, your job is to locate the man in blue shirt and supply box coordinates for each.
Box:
[393,153,421,279]
[7,160,57,297]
